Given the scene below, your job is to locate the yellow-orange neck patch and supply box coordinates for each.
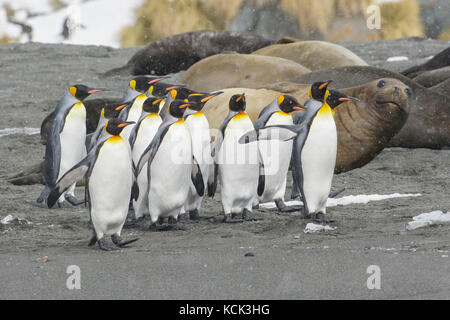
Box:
[233,112,248,120]
[276,111,289,116]
[107,136,123,143]
[175,119,185,124]
[317,103,333,117]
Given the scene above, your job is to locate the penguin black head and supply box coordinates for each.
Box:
[277,95,305,113]
[142,97,163,114]
[101,102,128,119]
[229,93,246,112]
[69,84,104,100]
[309,80,332,101]
[129,76,164,93]
[168,99,192,119]
[325,90,359,109]
[187,91,224,111]
[168,87,197,101]
[104,118,135,136]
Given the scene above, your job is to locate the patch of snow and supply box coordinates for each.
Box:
[1,214,14,224]
[386,56,409,62]
[304,223,335,233]
[406,210,450,230]
[259,193,422,209]
[0,127,40,137]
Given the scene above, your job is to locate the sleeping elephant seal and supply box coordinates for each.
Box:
[252,41,368,71]
[180,53,310,92]
[293,65,450,149]
[112,30,273,76]
[202,78,411,173]
[413,66,450,88]
[401,46,450,78]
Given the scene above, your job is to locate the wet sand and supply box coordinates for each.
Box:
[0,40,449,299]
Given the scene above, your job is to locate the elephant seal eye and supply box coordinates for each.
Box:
[405,88,412,96]
[377,80,386,88]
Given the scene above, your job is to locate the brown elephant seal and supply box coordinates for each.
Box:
[252,41,368,71]
[430,78,450,97]
[401,46,450,78]
[180,53,310,92]
[293,65,450,149]
[203,78,411,173]
[108,30,273,76]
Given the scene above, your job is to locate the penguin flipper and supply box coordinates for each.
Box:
[257,150,265,197]
[191,156,205,197]
[47,160,90,208]
[239,125,299,144]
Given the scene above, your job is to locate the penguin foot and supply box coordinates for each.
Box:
[252,204,260,210]
[111,235,139,248]
[187,210,213,222]
[300,212,312,219]
[243,209,263,222]
[149,222,185,231]
[329,187,345,198]
[311,212,326,225]
[97,238,120,251]
[275,199,302,214]
[57,201,64,208]
[223,214,243,223]
[65,195,86,206]
[168,216,185,230]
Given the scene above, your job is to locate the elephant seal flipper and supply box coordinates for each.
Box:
[401,46,450,78]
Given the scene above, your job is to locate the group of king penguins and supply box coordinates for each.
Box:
[36,76,358,251]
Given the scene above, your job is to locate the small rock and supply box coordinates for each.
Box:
[36,256,49,263]
[244,252,255,257]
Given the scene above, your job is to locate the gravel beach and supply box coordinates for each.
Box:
[0,39,449,299]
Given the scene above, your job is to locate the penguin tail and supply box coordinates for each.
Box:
[36,186,51,204]
[131,181,139,202]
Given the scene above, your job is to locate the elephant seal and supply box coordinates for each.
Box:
[430,78,450,97]
[293,66,450,149]
[111,30,273,76]
[180,53,310,92]
[401,46,450,78]
[203,78,411,173]
[252,41,368,71]
[413,66,450,88]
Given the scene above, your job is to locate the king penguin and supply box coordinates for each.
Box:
[208,93,264,223]
[47,118,138,251]
[182,91,223,220]
[129,97,163,219]
[240,87,358,224]
[135,100,204,230]
[120,76,165,103]
[253,95,305,213]
[37,84,104,206]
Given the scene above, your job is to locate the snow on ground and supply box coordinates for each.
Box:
[386,56,409,62]
[259,193,422,209]
[304,223,335,233]
[1,0,143,48]
[0,127,40,137]
[406,210,450,230]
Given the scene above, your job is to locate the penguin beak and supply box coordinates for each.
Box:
[87,87,107,94]
[165,85,179,91]
[236,93,245,102]
[339,96,360,102]
[293,106,306,111]
[152,98,163,105]
[188,93,205,97]
[319,80,332,90]
[148,78,165,85]
[115,103,128,111]
[179,103,190,109]
[200,91,223,103]
[117,121,135,128]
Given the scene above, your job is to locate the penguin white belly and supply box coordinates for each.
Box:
[120,94,146,142]
[131,114,162,218]
[301,112,337,214]
[148,121,192,222]
[89,136,132,238]
[58,103,86,199]
[218,113,259,214]
[259,112,293,202]
[184,113,211,212]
